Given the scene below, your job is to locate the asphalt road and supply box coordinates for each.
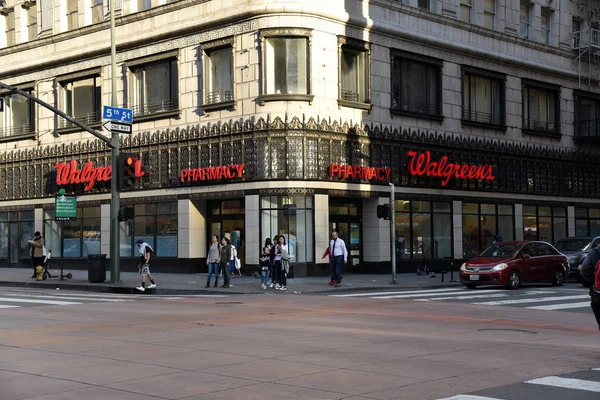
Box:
[0,285,598,400]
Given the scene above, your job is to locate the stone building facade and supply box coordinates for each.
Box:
[0,0,600,275]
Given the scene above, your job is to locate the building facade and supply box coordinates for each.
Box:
[1,0,600,275]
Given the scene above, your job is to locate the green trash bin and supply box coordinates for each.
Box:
[88,254,107,283]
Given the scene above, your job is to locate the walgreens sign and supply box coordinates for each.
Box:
[406,150,495,187]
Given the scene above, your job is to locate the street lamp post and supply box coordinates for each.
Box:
[109,0,120,283]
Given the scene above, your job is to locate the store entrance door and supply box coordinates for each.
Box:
[207,199,245,269]
[329,199,362,273]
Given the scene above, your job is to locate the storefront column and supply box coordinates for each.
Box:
[314,194,329,264]
[178,199,206,260]
[452,201,463,260]
[100,204,110,257]
[515,204,524,240]
[567,206,576,237]
[363,197,390,267]
[34,208,43,235]
[245,195,260,269]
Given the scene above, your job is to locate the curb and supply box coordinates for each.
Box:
[0,279,461,295]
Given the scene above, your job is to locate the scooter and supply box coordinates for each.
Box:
[43,250,72,280]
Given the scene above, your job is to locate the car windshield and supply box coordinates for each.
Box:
[554,239,590,252]
[479,243,523,258]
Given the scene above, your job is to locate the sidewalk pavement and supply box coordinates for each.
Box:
[0,267,462,295]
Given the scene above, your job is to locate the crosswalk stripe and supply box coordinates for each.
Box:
[436,395,503,400]
[0,297,81,306]
[526,376,600,392]
[330,288,466,298]
[415,293,508,302]
[526,302,591,311]
[373,289,506,300]
[0,305,21,309]
[473,295,589,306]
[2,294,131,302]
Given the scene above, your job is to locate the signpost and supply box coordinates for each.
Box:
[103,105,133,123]
[102,121,132,134]
[55,189,76,280]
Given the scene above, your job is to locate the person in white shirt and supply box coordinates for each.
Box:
[330,230,348,287]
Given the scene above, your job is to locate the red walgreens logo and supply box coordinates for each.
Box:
[406,150,495,187]
[55,159,144,191]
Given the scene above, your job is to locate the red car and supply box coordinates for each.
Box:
[459,241,569,290]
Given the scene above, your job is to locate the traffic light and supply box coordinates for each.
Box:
[377,204,392,220]
[118,153,137,190]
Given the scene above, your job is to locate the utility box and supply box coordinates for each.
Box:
[87,254,107,283]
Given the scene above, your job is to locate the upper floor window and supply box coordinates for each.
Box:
[390,51,442,119]
[522,81,559,136]
[417,0,430,11]
[129,54,179,118]
[139,0,151,11]
[66,0,78,30]
[41,0,53,32]
[572,18,581,49]
[484,0,495,29]
[574,93,600,141]
[338,36,371,110]
[462,68,505,127]
[59,75,102,129]
[202,38,234,110]
[459,0,472,24]
[26,4,37,40]
[0,89,35,139]
[3,8,15,47]
[91,0,103,23]
[260,28,312,103]
[541,8,551,45]
[520,2,530,39]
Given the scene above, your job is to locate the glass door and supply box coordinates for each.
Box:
[329,221,362,272]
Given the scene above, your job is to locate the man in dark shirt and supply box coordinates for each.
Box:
[579,243,600,330]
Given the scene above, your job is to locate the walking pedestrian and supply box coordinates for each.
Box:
[322,243,334,285]
[269,235,279,288]
[579,241,600,330]
[259,246,271,290]
[330,230,348,288]
[219,237,232,288]
[135,239,157,292]
[264,238,274,284]
[273,235,288,290]
[28,232,45,279]
[206,235,220,288]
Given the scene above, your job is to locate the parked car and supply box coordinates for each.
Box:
[554,236,600,286]
[459,241,569,290]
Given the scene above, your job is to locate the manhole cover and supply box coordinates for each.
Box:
[215,301,243,305]
[477,328,537,335]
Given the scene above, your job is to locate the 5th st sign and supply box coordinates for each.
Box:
[103,121,132,134]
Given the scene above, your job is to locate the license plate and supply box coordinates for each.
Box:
[470,275,480,281]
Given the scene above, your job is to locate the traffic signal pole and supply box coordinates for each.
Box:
[390,183,397,284]
[109,0,120,283]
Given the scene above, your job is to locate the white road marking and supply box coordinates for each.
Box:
[436,395,503,400]
[0,297,81,306]
[525,376,600,392]
[0,305,21,309]
[473,295,589,306]
[526,302,591,311]
[2,294,131,302]
[415,293,508,301]
[330,288,466,298]
[373,289,506,300]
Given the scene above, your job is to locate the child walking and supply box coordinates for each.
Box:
[260,247,271,290]
[136,239,157,292]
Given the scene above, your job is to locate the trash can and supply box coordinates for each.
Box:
[88,254,107,283]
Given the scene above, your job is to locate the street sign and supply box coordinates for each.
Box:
[0,97,3,112]
[103,105,133,123]
[103,120,132,134]
[55,193,77,221]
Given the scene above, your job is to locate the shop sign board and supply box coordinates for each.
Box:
[329,164,391,181]
[180,164,245,182]
[55,193,77,221]
[55,159,144,191]
[406,150,496,187]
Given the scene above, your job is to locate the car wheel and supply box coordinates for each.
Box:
[466,284,477,290]
[551,269,565,286]
[507,271,521,290]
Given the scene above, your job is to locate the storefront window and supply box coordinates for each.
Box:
[575,207,600,237]
[44,207,100,258]
[523,205,566,243]
[121,202,177,257]
[260,196,314,262]
[394,200,452,259]
[463,203,514,259]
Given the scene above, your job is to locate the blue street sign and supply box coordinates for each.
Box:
[103,105,133,123]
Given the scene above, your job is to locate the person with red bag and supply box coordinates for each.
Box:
[579,241,600,331]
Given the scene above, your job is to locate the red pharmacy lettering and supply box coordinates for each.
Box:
[180,164,245,183]
[328,164,391,181]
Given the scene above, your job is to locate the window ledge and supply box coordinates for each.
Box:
[133,109,180,123]
[461,119,507,131]
[259,94,314,104]
[523,128,561,139]
[338,99,372,112]
[0,131,36,143]
[201,101,235,112]
[56,122,101,135]
[390,108,443,122]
